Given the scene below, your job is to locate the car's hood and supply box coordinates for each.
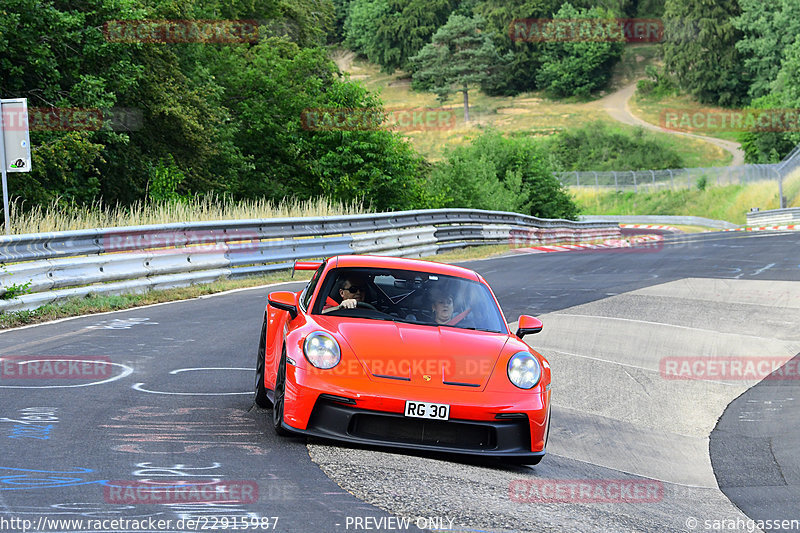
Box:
[318,318,509,390]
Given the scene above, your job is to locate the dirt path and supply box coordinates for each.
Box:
[599,82,745,166]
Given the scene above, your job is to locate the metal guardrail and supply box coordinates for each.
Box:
[745,207,800,226]
[0,208,621,312]
[556,142,800,192]
[579,215,739,229]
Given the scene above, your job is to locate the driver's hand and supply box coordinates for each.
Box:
[339,298,358,309]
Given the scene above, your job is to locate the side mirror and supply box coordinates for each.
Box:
[268,291,298,319]
[516,315,543,339]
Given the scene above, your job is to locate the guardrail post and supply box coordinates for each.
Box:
[613,171,618,191]
[632,170,637,193]
[593,171,599,191]
[668,169,674,189]
[687,168,690,189]
[650,170,655,189]
[575,171,580,187]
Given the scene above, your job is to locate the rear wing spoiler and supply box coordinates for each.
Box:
[292,260,323,278]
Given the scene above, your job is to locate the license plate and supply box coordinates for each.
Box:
[404,401,450,420]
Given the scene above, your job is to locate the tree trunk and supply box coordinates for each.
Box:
[463,86,469,122]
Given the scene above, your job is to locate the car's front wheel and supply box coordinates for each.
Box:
[254,315,271,408]
[272,348,290,436]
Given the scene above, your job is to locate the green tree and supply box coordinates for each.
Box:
[344,0,456,73]
[213,38,429,210]
[662,0,748,106]
[330,0,354,42]
[474,0,562,96]
[733,0,800,100]
[738,40,800,162]
[0,0,256,207]
[535,2,625,98]
[343,0,390,64]
[410,14,500,121]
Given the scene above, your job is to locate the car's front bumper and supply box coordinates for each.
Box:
[281,395,547,463]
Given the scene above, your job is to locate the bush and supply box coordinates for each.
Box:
[546,121,685,171]
[738,93,800,163]
[637,65,678,99]
[429,130,578,219]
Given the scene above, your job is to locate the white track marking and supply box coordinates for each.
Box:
[134,367,253,395]
[0,360,133,389]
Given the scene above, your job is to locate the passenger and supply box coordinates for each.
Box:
[429,284,471,326]
[430,286,455,324]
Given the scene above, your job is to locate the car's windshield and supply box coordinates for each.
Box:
[311,267,507,333]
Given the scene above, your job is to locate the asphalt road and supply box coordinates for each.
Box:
[1,229,798,533]
[711,352,800,529]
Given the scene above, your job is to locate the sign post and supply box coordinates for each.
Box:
[0,98,32,235]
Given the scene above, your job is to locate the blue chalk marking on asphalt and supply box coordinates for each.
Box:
[7,424,53,439]
[0,467,108,490]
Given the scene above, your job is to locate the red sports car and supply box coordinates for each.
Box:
[254,255,551,463]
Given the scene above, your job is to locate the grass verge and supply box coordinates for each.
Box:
[630,92,742,144]
[0,245,514,330]
[8,195,368,234]
[573,170,800,224]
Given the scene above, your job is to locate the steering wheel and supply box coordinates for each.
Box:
[356,302,377,311]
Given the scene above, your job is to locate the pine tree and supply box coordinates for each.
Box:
[410,14,500,121]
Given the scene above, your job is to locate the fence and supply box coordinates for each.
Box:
[556,142,800,192]
[0,208,620,312]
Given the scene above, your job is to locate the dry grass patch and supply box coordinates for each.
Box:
[8,195,368,235]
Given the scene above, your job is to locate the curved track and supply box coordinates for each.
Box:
[1,230,798,533]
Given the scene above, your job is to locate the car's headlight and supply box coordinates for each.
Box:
[303,332,341,369]
[507,351,542,389]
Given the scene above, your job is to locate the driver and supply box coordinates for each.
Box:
[322,274,368,314]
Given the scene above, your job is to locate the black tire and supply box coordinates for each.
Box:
[272,348,290,436]
[254,316,271,408]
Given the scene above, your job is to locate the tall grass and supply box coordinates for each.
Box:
[7,195,369,234]
[572,170,800,224]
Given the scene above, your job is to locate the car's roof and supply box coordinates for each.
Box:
[331,255,481,281]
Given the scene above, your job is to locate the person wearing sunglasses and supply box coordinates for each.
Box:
[322,274,368,314]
